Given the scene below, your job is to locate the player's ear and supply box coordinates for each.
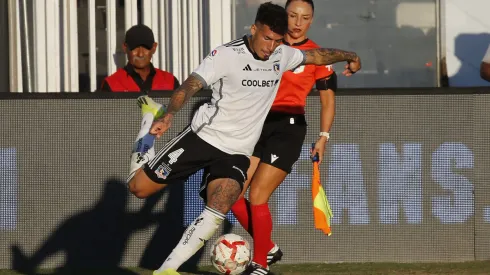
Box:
[250,24,257,36]
[151,42,158,54]
[122,43,128,54]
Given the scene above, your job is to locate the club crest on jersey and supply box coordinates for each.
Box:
[155,164,172,179]
[273,63,280,74]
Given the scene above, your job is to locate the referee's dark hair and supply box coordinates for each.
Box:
[254,2,288,36]
[285,0,315,13]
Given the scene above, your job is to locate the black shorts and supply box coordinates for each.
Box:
[252,112,307,173]
[143,126,250,191]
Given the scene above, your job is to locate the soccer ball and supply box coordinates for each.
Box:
[210,233,251,274]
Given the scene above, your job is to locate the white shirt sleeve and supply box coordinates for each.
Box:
[191,46,229,87]
[280,45,306,71]
[483,44,490,63]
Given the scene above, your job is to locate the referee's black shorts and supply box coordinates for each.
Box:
[252,111,307,173]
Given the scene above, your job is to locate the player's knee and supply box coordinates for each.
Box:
[132,190,150,199]
[248,186,270,205]
[206,178,242,214]
[128,180,151,199]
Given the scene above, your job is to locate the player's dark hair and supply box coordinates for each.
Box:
[285,0,315,13]
[254,2,288,35]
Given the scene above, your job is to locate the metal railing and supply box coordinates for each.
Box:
[7,0,234,93]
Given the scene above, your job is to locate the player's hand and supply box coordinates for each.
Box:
[311,137,328,164]
[342,56,361,76]
[150,114,173,138]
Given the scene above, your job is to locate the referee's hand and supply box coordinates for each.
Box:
[311,137,328,164]
[150,114,173,138]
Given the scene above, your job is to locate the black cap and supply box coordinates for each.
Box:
[125,24,155,51]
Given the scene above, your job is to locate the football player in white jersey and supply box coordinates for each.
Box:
[127,2,361,275]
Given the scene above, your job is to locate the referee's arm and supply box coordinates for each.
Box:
[316,72,337,137]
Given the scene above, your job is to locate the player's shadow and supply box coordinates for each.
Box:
[10,179,162,275]
[137,182,188,270]
[449,33,490,87]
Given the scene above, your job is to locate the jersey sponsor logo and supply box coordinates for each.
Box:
[271,47,282,56]
[271,154,279,163]
[168,148,184,164]
[241,79,277,87]
[233,48,246,54]
[205,49,218,60]
[243,64,272,72]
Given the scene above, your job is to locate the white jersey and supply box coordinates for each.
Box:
[191,36,305,156]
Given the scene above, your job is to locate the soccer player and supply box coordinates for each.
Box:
[127,2,361,275]
[231,1,341,273]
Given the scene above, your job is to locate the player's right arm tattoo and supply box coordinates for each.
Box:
[303,48,359,66]
[165,75,204,117]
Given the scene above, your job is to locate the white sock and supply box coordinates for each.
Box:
[128,113,156,181]
[157,207,225,272]
[133,113,155,153]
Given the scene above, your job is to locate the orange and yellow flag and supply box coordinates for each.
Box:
[312,159,333,236]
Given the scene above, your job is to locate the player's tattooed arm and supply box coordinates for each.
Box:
[303,48,361,75]
[303,48,357,65]
[164,75,204,117]
[150,75,203,138]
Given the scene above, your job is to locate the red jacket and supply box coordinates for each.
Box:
[101,64,179,92]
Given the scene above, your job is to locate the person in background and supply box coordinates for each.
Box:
[126,1,360,274]
[231,1,340,274]
[100,24,179,92]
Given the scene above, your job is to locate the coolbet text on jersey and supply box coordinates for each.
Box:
[190,36,305,156]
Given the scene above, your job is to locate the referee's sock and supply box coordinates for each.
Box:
[231,197,253,235]
[251,203,275,267]
[156,207,225,272]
